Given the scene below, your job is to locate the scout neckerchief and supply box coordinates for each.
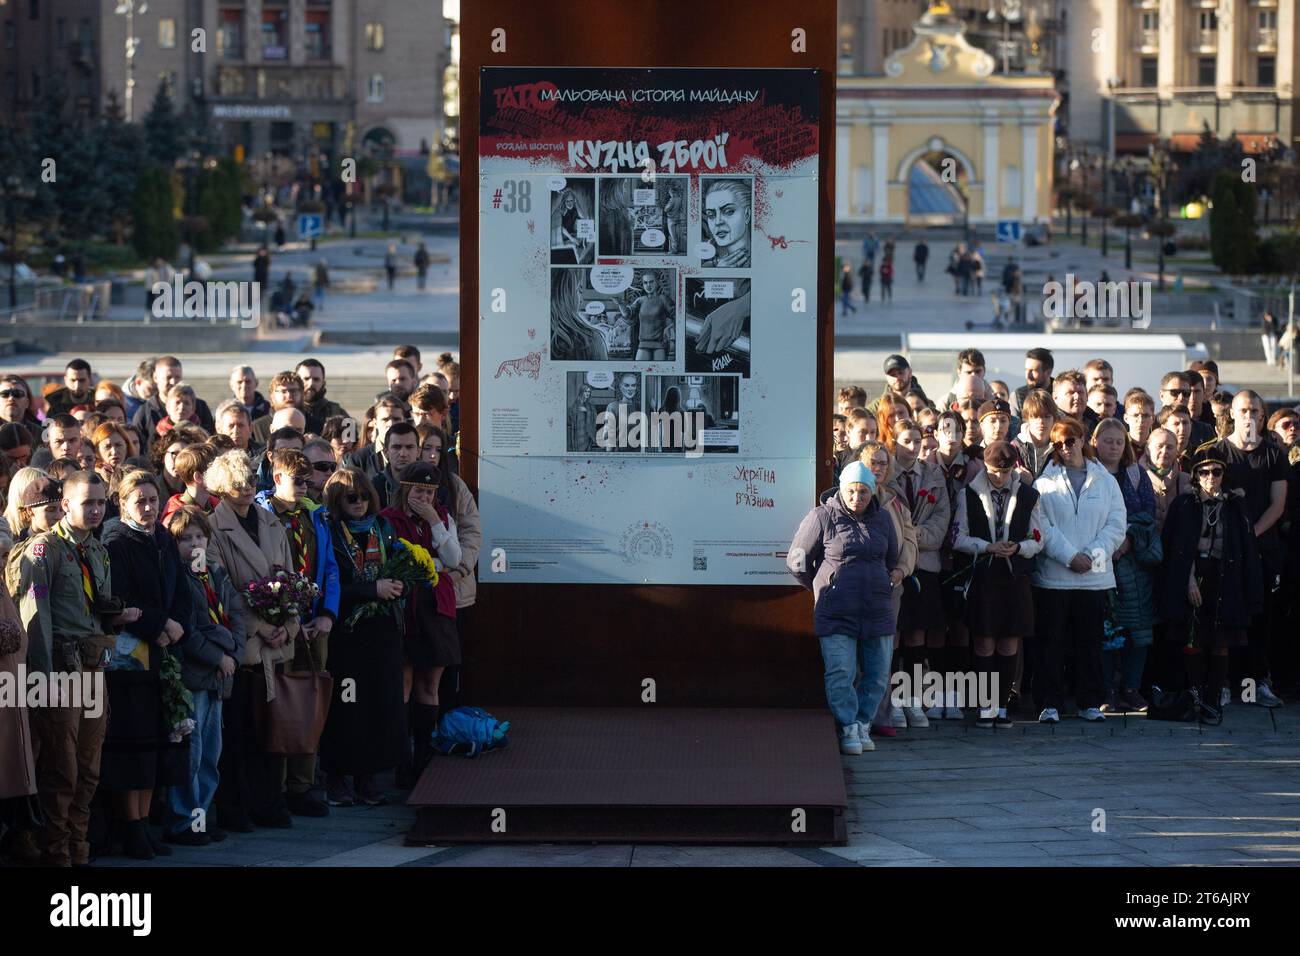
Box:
[283,507,309,576]
[53,521,98,612]
[341,519,386,582]
[197,570,231,628]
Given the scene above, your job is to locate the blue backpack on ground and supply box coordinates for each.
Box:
[432,706,511,757]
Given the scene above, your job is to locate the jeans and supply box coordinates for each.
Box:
[168,690,223,835]
[819,633,893,730]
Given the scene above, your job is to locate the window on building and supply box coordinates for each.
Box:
[1197,56,1216,86]
[1259,10,1277,30]
[1258,56,1276,86]
[306,10,329,59]
[270,120,295,157]
[159,17,176,49]
[365,22,384,51]
[1140,11,1157,32]
[3,21,12,49]
[159,69,176,98]
[1198,10,1217,32]
[261,8,287,59]
[218,9,243,60]
[367,73,384,103]
[1139,56,1157,87]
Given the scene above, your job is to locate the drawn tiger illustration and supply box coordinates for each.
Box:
[494,350,543,380]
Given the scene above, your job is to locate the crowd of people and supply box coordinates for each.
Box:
[796,348,1296,755]
[0,347,480,865]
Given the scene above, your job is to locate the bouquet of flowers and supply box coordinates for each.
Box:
[159,648,195,743]
[242,565,321,629]
[344,537,439,629]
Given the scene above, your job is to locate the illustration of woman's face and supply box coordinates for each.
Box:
[704,186,749,249]
[618,376,638,400]
[580,385,592,402]
[564,192,575,210]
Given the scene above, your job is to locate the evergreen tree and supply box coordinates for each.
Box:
[1209,170,1258,276]
[27,77,103,243]
[133,166,179,261]
[143,85,185,167]
[96,92,146,245]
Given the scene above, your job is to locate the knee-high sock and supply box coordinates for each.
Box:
[995,653,1017,709]
[973,653,995,711]
[1209,654,1230,701]
[1184,649,1206,693]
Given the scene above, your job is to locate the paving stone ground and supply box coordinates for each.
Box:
[88,704,1299,868]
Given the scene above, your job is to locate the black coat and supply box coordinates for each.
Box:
[130,394,215,447]
[1158,491,1263,629]
[101,519,195,669]
[319,515,407,773]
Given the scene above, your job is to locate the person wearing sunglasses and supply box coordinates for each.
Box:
[1158,372,1215,449]
[1091,418,1160,715]
[1158,449,1263,721]
[0,375,38,433]
[1030,418,1127,723]
[302,438,338,502]
[318,467,407,809]
[1201,389,1288,708]
[254,448,340,819]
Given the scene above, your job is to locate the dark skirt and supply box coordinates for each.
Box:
[1166,556,1249,651]
[898,569,947,633]
[100,669,162,791]
[405,599,461,669]
[321,611,408,774]
[966,559,1035,638]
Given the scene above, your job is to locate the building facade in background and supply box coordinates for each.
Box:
[837,2,1058,225]
[0,0,452,181]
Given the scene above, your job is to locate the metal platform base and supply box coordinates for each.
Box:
[406,707,847,845]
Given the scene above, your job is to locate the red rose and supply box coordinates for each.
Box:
[1032,528,1041,542]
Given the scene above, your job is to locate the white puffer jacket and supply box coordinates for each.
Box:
[1032,459,1127,591]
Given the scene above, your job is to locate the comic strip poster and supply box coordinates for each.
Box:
[478,67,819,584]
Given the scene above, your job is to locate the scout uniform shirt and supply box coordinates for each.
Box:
[16,519,115,674]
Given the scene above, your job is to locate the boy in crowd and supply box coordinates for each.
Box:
[164,505,246,846]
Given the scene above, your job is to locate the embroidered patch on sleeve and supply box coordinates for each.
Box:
[32,542,45,558]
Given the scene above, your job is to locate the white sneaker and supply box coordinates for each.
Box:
[924,704,944,720]
[839,723,863,755]
[1077,707,1106,722]
[976,707,996,728]
[1038,707,1060,723]
[856,723,876,752]
[1256,682,1284,708]
[1220,686,1232,708]
[903,706,930,728]
[943,706,964,720]
[889,706,908,729]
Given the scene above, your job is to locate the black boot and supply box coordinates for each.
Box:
[411,703,439,777]
[395,701,417,789]
[123,820,155,861]
[143,823,173,856]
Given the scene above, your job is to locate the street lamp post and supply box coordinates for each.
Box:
[114,1,149,123]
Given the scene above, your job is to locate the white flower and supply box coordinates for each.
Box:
[270,581,282,592]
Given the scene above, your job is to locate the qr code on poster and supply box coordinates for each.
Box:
[693,555,708,571]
